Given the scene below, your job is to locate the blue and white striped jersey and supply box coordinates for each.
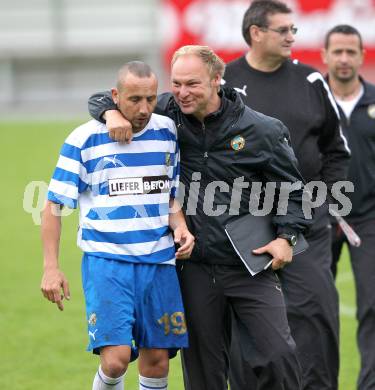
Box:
[47,114,180,264]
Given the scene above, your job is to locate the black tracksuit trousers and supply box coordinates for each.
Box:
[332,218,375,390]
[229,205,339,390]
[177,261,302,390]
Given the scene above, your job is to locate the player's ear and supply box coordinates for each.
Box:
[360,48,365,66]
[250,25,262,44]
[320,48,328,65]
[111,88,119,105]
[212,73,221,89]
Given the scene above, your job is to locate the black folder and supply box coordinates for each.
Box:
[225,213,308,276]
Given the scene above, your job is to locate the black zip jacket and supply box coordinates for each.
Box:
[224,57,351,190]
[332,78,375,222]
[88,88,312,265]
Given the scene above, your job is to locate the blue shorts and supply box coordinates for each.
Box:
[82,254,188,359]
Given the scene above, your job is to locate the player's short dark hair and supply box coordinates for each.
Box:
[117,61,155,90]
[121,61,153,78]
[324,24,363,50]
[242,0,292,46]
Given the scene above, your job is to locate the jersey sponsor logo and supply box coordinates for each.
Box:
[368,104,375,119]
[230,135,246,151]
[108,175,170,196]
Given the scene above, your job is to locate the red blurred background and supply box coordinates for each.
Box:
[162,0,375,82]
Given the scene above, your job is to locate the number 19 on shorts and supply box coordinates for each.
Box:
[158,312,187,335]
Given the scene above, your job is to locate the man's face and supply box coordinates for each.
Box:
[171,54,221,120]
[112,73,158,132]
[322,33,364,82]
[256,13,296,60]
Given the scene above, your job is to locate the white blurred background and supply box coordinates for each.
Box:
[1,0,374,119]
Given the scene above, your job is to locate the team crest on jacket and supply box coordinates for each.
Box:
[231,135,245,151]
[368,104,375,119]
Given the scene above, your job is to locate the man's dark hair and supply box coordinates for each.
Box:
[242,0,292,46]
[324,24,363,50]
[117,61,154,90]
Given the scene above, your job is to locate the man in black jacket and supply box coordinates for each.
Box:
[322,25,375,390]
[223,1,351,389]
[88,45,311,389]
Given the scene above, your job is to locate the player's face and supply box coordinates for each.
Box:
[258,13,296,60]
[112,73,158,132]
[171,54,221,121]
[322,33,364,82]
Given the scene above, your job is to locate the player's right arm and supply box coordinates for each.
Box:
[40,200,70,311]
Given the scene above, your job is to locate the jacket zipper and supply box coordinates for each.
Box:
[200,121,209,260]
[197,114,240,261]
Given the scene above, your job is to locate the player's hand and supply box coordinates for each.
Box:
[253,238,293,270]
[105,110,133,144]
[174,227,195,260]
[41,268,70,311]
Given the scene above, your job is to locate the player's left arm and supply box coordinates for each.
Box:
[167,124,194,259]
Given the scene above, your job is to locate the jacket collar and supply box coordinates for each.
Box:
[325,74,375,106]
[358,77,375,105]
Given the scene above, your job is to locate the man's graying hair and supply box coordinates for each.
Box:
[172,45,226,79]
[242,0,292,46]
[117,61,155,90]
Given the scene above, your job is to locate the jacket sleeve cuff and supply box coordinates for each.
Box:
[98,105,119,123]
[276,226,299,236]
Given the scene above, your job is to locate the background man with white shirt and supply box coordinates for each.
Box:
[322,24,375,390]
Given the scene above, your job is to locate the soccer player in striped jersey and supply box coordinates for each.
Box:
[40,61,194,390]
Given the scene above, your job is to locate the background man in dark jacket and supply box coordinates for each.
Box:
[322,24,375,390]
[88,45,312,390]
[223,1,350,389]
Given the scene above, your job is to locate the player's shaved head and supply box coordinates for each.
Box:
[112,61,158,132]
[117,61,156,91]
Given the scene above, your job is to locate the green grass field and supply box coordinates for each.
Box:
[0,121,359,389]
